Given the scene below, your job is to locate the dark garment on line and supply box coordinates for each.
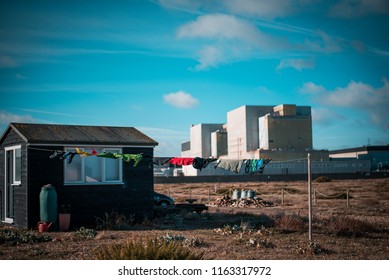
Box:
[62,152,77,164]
[214,159,244,173]
[153,157,173,166]
[168,157,195,166]
[192,157,218,171]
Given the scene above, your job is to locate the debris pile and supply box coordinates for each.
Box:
[211,195,273,208]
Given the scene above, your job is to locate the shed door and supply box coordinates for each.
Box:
[3,145,21,223]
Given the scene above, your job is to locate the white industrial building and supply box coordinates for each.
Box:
[179,104,375,176]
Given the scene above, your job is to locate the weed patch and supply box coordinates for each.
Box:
[274,214,307,233]
[325,216,380,237]
[95,211,135,230]
[0,227,52,246]
[94,238,203,260]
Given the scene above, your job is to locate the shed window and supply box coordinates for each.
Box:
[5,145,21,185]
[64,148,122,184]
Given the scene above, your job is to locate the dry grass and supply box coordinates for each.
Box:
[1,178,388,260]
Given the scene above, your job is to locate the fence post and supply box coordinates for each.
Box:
[347,189,350,208]
[308,153,313,243]
[314,189,317,206]
[189,188,192,199]
[208,188,211,205]
[282,189,285,206]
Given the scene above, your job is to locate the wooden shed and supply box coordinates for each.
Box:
[0,123,158,229]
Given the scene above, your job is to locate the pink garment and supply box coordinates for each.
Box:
[168,157,195,166]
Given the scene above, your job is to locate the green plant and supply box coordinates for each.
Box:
[0,228,52,246]
[95,211,135,230]
[94,238,203,260]
[75,227,97,239]
[158,233,205,248]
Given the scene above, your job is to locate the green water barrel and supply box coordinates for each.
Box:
[39,184,57,223]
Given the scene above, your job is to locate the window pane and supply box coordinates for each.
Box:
[65,149,82,182]
[105,149,120,181]
[85,148,102,183]
[14,148,21,182]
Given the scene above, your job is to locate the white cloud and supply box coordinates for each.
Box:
[276,58,316,71]
[329,0,389,18]
[163,91,199,108]
[193,45,224,71]
[0,111,38,126]
[177,13,282,70]
[300,81,327,95]
[303,31,343,53]
[312,107,345,126]
[301,78,389,130]
[177,13,264,44]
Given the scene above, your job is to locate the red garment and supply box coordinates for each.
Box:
[168,157,194,166]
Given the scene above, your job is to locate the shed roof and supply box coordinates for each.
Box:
[1,123,158,146]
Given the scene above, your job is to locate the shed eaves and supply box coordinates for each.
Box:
[7,123,158,146]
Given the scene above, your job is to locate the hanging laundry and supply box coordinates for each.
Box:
[153,157,173,166]
[96,152,117,160]
[168,157,195,166]
[114,153,143,167]
[76,148,94,158]
[49,150,65,159]
[214,159,245,173]
[192,157,218,171]
[62,151,77,164]
[245,158,272,174]
[97,152,143,167]
[91,148,99,156]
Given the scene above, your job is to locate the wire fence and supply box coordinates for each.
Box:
[161,186,352,208]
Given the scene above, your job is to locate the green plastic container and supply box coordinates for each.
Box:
[39,184,57,223]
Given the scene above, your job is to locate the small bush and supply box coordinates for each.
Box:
[75,227,97,239]
[0,228,52,246]
[315,176,331,183]
[158,233,205,248]
[326,217,379,237]
[95,211,135,230]
[94,238,203,260]
[274,214,307,233]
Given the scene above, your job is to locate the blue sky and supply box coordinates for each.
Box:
[1,0,388,156]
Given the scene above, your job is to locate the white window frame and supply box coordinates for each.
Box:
[64,147,123,185]
[3,145,21,223]
[5,145,22,186]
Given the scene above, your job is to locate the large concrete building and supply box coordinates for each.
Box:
[181,104,329,175]
[176,104,387,177]
[226,104,313,159]
[182,104,317,160]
